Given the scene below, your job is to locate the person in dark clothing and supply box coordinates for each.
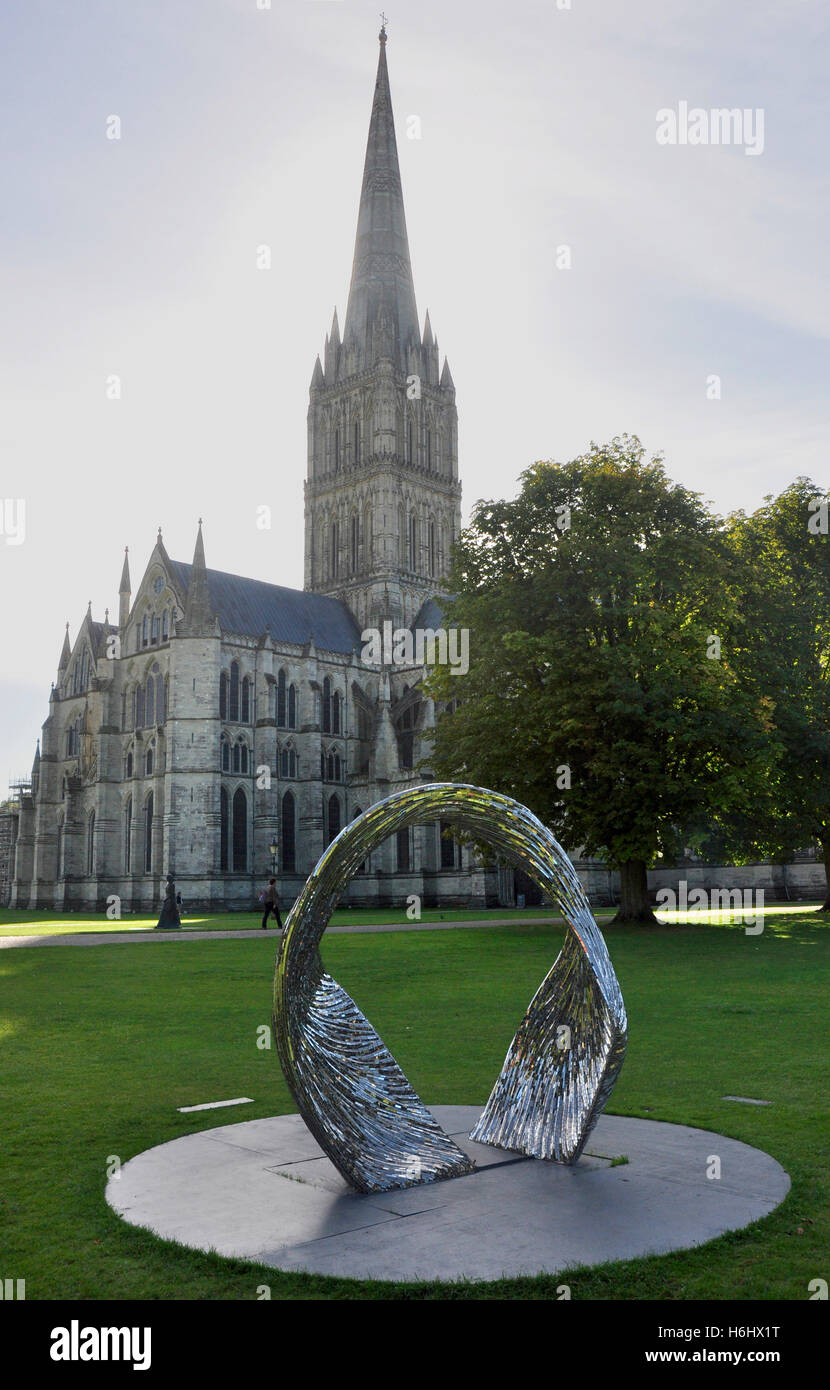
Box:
[261,878,283,931]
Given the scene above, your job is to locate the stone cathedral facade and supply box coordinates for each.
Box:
[9,29,509,914]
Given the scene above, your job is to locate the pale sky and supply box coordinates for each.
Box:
[1,0,828,780]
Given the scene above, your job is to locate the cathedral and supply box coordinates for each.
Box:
[9,28,511,914]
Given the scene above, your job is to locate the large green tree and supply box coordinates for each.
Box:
[425,436,768,922]
[723,480,830,908]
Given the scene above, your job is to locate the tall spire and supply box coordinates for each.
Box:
[182,519,215,636]
[119,546,131,594]
[59,622,71,672]
[119,547,131,630]
[343,26,420,371]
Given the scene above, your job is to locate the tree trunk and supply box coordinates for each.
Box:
[820,835,830,913]
[611,858,658,925]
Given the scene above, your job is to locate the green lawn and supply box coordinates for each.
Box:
[0,910,828,1299]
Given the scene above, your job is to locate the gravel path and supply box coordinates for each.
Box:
[0,916,559,950]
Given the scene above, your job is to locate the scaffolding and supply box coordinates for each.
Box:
[7,777,32,808]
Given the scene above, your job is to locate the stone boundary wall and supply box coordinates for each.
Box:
[575,860,826,908]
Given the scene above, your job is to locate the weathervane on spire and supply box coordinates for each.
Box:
[380,12,388,41]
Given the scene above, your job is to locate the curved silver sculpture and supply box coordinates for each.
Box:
[271,783,627,1194]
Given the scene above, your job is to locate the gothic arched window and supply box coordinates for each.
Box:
[428,518,436,577]
[56,820,64,879]
[220,786,229,871]
[327,752,335,781]
[229,662,240,721]
[288,683,296,729]
[334,753,341,782]
[220,671,228,720]
[232,787,247,871]
[125,749,133,779]
[329,521,338,579]
[282,790,296,873]
[156,672,165,723]
[145,743,154,777]
[136,684,145,729]
[327,794,341,847]
[151,614,159,645]
[396,702,417,770]
[277,669,286,727]
[221,738,230,772]
[162,609,169,641]
[440,820,457,869]
[124,799,132,873]
[146,676,155,727]
[87,812,95,875]
[334,428,340,472]
[232,743,240,774]
[350,514,358,573]
[289,749,297,778]
[239,742,248,775]
[320,751,326,781]
[409,514,418,572]
[144,793,153,873]
[396,826,410,872]
[322,676,332,733]
[241,676,251,724]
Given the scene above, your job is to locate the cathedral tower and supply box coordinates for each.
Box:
[304,25,461,631]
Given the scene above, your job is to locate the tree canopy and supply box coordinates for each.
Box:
[719,479,830,905]
[426,436,772,921]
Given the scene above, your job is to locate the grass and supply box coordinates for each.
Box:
[0,909,828,1299]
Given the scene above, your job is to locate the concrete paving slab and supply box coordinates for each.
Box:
[107,1105,790,1283]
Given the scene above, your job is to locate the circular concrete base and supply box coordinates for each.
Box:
[107,1106,789,1283]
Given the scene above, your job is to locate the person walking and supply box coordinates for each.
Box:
[261,878,283,931]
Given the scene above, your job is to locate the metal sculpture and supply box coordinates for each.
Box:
[271,783,627,1194]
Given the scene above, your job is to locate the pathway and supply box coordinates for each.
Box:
[0,916,559,950]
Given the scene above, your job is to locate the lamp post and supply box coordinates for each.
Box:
[269,838,278,878]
